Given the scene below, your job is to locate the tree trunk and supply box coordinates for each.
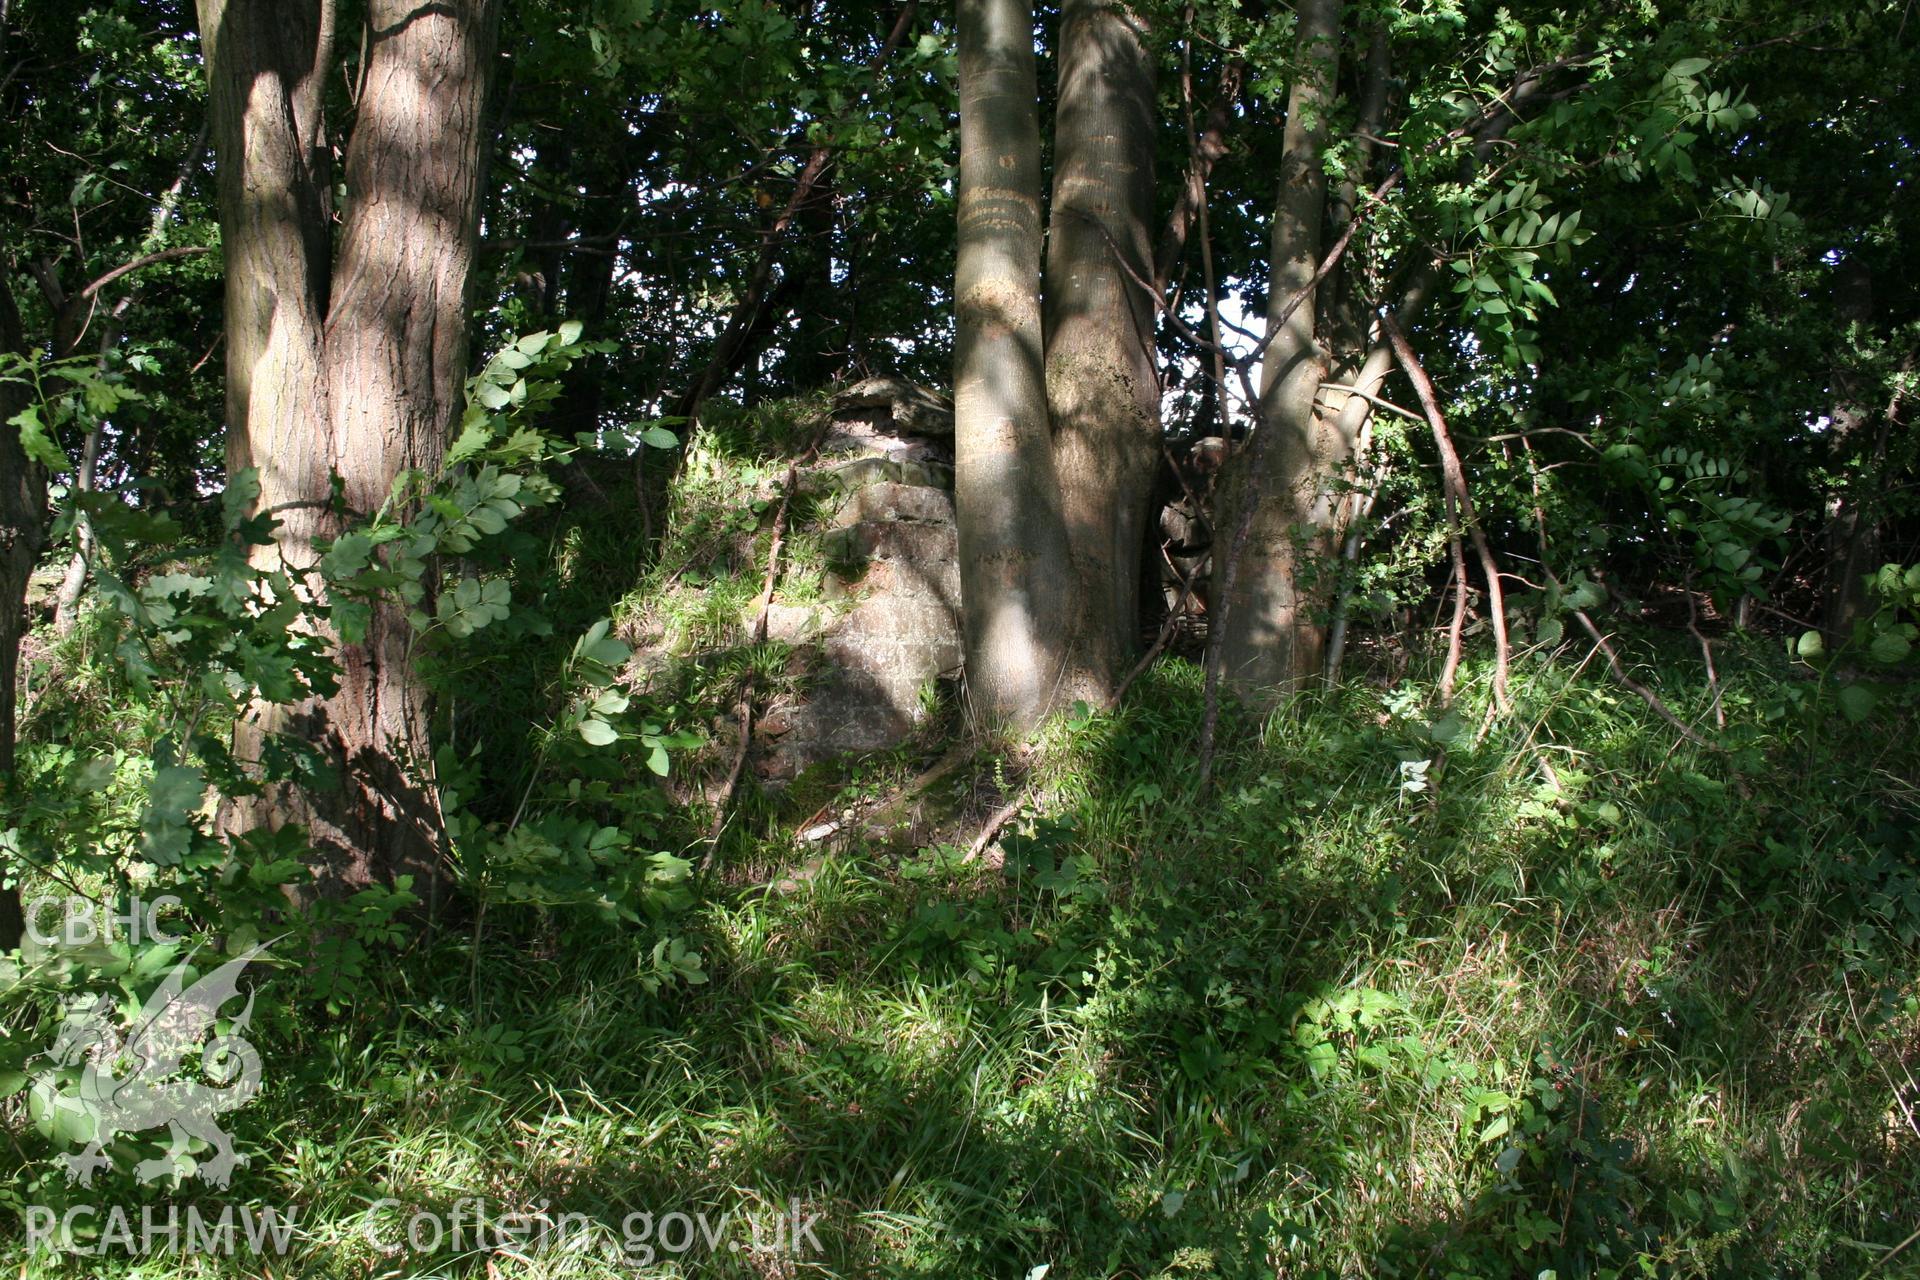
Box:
[0,272,43,950]
[954,0,1074,728]
[1043,0,1160,702]
[1821,258,1885,641]
[319,0,498,889]
[198,0,498,892]
[198,0,337,880]
[1322,26,1391,380]
[1213,0,1341,696]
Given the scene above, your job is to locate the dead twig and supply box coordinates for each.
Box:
[1685,576,1726,729]
[704,440,821,848]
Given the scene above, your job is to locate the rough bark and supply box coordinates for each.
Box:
[954,0,1073,728]
[319,0,497,887]
[198,0,499,892]
[1042,0,1160,702]
[1212,0,1341,696]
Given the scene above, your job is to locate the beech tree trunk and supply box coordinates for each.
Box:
[1213,0,1342,695]
[198,0,499,891]
[954,0,1074,728]
[1043,0,1159,701]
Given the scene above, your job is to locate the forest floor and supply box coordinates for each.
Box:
[4,401,1917,1278]
[10,648,1918,1278]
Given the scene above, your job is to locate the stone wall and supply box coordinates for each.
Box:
[753,379,962,782]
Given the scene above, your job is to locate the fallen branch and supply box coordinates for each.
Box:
[807,739,976,846]
[706,696,755,846]
[965,788,1029,863]
[1572,611,1714,749]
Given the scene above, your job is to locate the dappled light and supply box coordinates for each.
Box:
[2,2,1915,1277]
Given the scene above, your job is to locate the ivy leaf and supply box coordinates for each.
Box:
[222,468,262,530]
[334,598,372,645]
[323,531,374,578]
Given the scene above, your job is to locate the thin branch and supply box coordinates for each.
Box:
[75,245,211,304]
[705,431,824,848]
[1685,575,1726,730]
[1153,46,1244,298]
[1382,313,1511,712]
[1315,382,1422,423]
[1439,514,1471,702]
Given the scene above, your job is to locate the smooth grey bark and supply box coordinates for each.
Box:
[1212,0,1341,696]
[198,0,499,891]
[1042,0,1160,701]
[954,0,1073,728]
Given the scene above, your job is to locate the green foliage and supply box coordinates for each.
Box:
[1,349,142,473]
[1,328,714,1203]
[8,651,1907,1275]
[1786,563,1920,724]
[2,1,1917,1273]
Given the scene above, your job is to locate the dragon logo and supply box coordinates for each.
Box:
[36,946,266,1188]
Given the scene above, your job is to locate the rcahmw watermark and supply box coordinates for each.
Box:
[24,1203,298,1256]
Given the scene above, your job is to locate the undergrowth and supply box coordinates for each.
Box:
[3,390,1916,1278]
[4,633,1916,1278]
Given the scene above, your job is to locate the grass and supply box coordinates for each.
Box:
[6,634,1917,1278]
[5,393,1917,1277]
